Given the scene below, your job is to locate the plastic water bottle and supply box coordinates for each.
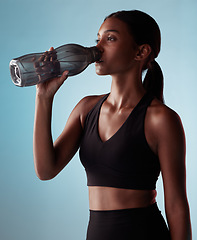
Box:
[9,44,101,87]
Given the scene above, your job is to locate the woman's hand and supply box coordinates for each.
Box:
[35,47,69,99]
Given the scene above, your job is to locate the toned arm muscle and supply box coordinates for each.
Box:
[149,103,192,240]
[33,96,83,180]
[33,93,103,180]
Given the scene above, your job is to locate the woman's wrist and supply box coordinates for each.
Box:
[35,92,54,109]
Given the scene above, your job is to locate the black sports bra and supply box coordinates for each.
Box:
[79,92,160,190]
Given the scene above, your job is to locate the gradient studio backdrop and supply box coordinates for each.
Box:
[0,0,196,239]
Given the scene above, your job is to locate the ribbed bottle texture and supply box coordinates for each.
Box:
[9,44,101,87]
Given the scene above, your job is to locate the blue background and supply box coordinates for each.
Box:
[0,0,196,239]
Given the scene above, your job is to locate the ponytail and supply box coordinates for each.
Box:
[143,60,164,103]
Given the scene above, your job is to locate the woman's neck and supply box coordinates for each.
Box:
[109,71,146,110]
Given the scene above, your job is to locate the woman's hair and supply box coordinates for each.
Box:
[105,10,164,103]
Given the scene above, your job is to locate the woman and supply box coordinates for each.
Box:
[33,10,192,240]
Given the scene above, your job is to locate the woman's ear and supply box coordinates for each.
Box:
[134,44,152,61]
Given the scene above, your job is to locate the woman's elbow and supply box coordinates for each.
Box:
[34,161,56,181]
[36,171,53,181]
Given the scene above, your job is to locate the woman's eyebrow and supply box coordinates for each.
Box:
[97,30,120,36]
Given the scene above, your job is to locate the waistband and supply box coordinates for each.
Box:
[89,203,161,224]
[89,203,159,216]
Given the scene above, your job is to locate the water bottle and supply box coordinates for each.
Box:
[9,44,101,87]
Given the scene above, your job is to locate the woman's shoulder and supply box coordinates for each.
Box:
[147,98,184,140]
[145,98,185,156]
[74,93,107,128]
[148,98,182,125]
[78,93,107,112]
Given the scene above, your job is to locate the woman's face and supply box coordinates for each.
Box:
[95,17,139,76]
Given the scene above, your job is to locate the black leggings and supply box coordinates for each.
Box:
[86,203,171,240]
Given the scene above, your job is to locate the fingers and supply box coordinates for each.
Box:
[61,70,69,81]
[56,70,69,85]
[36,70,69,99]
[37,47,56,62]
[49,47,54,51]
[34,47,67,85]
[44,51,50,61]
[38,53,45,62]
[47,47,57,62]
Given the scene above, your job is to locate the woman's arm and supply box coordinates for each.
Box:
[33,48,102,180]
[33,89,84,180]
[33,46,84,180]
[33,64,78,179]
[33,88,102,180]
[152,103,192,240]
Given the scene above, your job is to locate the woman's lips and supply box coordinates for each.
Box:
[96,60,104,63]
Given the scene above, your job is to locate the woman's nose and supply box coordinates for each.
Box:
[96,41,104,53]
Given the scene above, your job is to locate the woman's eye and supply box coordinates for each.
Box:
[95,36,115,44]
[107,36,115,41]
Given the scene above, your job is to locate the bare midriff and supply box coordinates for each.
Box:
[89,186,157,210]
